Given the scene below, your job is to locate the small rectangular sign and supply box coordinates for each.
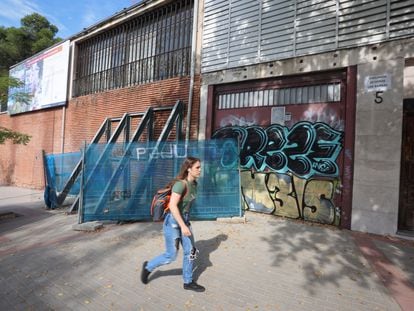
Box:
[365,74,391,92]
[271,107,286,125]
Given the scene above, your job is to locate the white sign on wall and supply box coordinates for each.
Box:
[271,107,285,125]
[364,74,391,92]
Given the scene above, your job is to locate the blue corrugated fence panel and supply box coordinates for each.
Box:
[81,139,241,222]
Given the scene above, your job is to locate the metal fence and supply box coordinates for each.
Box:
[44,139,241,221]
[79,139,241,222]
[43,151,82,208]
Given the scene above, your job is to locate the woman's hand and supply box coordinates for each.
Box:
[180,224,192,236]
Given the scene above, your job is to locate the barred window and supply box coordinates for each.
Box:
[218,83,341,109]
[73,0,193,97]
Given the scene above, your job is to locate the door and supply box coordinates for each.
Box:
[399,100,414,231]
[209,69,356,228]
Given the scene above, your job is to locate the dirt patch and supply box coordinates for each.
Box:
[0,212,21,220]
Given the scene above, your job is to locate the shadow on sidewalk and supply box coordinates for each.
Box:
[0,203,54,235]
[148,233,228,282]
[262,216,414,298]
[193,233,228,281]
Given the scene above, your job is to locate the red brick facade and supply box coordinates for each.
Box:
[0,76,200,189]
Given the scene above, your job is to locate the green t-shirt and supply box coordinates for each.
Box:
[172,179,197,214]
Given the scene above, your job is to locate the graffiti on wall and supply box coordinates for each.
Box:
[212,121,344,225]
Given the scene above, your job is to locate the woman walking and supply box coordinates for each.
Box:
[141,156,205,292]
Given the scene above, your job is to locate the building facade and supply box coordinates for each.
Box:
[198,0,414,236]
[0,0,201,186]
[1,0,413,236]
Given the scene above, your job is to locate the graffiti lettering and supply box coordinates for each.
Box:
[220,140,239,168]
[136,144,187,160]
[111,190,131,201]
[213,121,343,178]
[241,171,341,226]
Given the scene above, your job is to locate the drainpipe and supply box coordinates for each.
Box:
[185,0,199,142]
[61,106,66,153]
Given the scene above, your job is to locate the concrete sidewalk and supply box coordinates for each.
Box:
[0,186,413,311]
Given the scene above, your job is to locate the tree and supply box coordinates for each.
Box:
[21,13,60,55]
[0,13,58,144]
[0,13,62,111]
[0,127,31,145]
[0,75,32,107]
[0,75,31,144]
[0,13,61,71]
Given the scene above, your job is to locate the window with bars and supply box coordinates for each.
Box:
[217,83,341,109]
[73,0,193,97]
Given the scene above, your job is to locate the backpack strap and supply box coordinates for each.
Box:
[165,180,187,214]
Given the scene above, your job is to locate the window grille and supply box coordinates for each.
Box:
[218,83,341,109]
[74,0,193,97]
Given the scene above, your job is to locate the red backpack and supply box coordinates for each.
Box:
[150,181,187,222]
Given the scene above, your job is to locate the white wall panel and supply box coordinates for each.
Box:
[201,0,414,72]
[390,0,414,38]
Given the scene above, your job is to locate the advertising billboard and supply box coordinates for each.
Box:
[7,40,70,115]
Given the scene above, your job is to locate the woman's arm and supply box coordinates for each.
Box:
[169,191,191,236]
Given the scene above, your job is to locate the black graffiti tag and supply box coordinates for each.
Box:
[213,121,343,178]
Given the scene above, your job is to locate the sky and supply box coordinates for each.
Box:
[0,0,142,39]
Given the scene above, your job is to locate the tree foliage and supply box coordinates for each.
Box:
[0,13,61,72]
[0,13,59,144]
[0,13,62,110]
[0,75,32,107]
[20,13,60,55]
[0,126,31,145]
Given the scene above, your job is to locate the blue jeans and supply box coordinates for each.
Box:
[146,213,194,284]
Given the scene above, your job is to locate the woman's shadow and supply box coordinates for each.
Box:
[149,233,228,282]
[193,233,227,281]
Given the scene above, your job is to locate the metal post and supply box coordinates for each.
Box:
[186,0,199,142]
[237,139,243,217]
[78,141,87,224]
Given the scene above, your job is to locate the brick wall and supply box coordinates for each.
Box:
[0,76,200,189]
[0,109,63,188]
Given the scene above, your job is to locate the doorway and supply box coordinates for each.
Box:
[398,99,414,232]
[206,68,356,229]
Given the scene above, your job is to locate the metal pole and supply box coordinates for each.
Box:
[185,0,199,142]
[61,106,66,153]
[237,139,243,217]
[78,141,86,224]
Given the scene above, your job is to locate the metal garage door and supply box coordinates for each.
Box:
[209,69,356,228]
